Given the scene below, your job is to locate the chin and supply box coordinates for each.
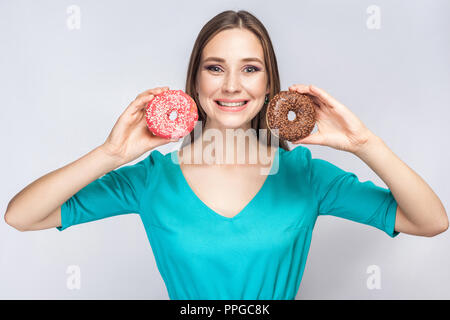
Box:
[215,118,252,130]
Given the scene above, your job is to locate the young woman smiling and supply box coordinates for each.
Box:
[5,10,448,300]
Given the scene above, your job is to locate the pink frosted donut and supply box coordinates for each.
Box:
[145,89,198,140]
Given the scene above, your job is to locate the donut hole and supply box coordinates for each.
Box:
[169,110,178,121]
[287,110,296,121]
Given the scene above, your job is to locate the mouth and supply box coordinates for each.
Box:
[215,100,249,112]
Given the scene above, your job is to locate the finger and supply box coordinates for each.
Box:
[135,88,165,102]
[129,94,155,115]
[288,85,323,109]
[311,96,327,110]
[133,87,169,114]
[136,86,170,99]
[289,84,340,110]
[140,86,170,96]
[288,84,312,95]
[289,85,326,113]
[309,85,341,108]
[292,132,324,145]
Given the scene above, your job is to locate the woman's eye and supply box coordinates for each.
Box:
[205,65,260,73]
[244,66,259,73]
[206,65,222,72]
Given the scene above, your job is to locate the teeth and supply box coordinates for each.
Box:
[217,101,247,107]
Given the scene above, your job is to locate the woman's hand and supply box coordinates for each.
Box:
[289,84,374,154]
[101,86,180,165]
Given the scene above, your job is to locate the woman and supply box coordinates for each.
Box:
[5,10,448,300]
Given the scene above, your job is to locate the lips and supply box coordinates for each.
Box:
[215,100,249,112]
[215,101,249,107]
[215,99,249,103]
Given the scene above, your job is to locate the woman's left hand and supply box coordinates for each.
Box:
[289,84,374,154]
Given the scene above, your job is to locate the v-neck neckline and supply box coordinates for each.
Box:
[171,146,283,222]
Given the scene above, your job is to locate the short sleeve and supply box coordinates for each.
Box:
[300,146,399,238]
[56,150,158,231]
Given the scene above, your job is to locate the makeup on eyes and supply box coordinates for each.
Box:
[204,65,261,73]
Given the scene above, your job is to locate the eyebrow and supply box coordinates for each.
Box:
[202,56,264,65]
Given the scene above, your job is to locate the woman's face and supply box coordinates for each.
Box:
[196,28,269,130]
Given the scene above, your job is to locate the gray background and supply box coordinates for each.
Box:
[1,0,449,299]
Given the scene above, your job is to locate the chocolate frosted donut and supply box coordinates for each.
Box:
[266,91,317,142]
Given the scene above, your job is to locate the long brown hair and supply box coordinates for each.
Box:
[182,10,290,152]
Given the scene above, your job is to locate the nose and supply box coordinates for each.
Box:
[222,70,241,93]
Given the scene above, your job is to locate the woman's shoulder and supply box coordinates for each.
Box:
[125,148,167,174]
[147,148,182,170]
[147,148,172,161]
[282,145,312,164]
[283,145,339,168]
[282,145,346,178]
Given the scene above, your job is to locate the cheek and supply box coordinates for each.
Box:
[197,74,221,93]
[242,74,268,92]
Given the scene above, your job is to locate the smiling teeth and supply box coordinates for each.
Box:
[217,101,247,107]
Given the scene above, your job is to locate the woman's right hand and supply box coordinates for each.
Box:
[100,86,179,165]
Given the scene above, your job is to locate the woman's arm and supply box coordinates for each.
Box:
[289,84,448,237]
[4,145,123,231]
[353,132,448,237]
[4,86,176,232]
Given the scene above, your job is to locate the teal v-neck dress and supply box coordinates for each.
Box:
[57,145,399,300]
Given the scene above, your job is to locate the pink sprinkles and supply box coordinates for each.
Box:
[145,90,198,139]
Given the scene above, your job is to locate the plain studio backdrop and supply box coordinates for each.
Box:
[0,0,449,299]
